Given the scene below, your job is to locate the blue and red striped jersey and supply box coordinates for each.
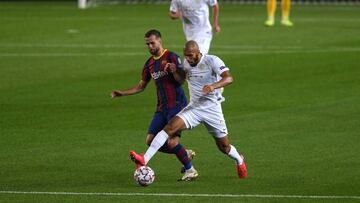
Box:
[142,49,187,111]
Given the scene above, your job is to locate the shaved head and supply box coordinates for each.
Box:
[184,40,200,53]
[183,40,202,67]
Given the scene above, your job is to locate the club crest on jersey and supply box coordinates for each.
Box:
[151,71,168,80]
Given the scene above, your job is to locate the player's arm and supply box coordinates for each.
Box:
[164,63,186,84]
[169,0,181,20]
[203,71,233,94]
[212,3,220,33]
[111,80,148,99]
[173,67,186,84]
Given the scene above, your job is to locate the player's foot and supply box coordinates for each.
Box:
[281,19,294,27]
[129,150,145,169]
[237,155,247,179]
[264,19,275,27]
[179,166,198,181]
[180,149,196,174]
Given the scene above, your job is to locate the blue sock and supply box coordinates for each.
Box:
[172,144,192,170]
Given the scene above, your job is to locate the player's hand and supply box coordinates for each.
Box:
[164,63,177,73]
[202,85,215,95]
[111,90,124,99]
[214,25,221,33]
[170,11,182,19]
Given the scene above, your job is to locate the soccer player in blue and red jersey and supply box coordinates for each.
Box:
[111,29,197,180]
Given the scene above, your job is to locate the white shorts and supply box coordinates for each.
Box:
[177,103,228,138]
[188,36,212,55]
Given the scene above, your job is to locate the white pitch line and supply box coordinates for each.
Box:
[214,47,360,54]
[0,191,359,200]
[0,43,305,49]
[220,17,360,23]
[1,43,360,52]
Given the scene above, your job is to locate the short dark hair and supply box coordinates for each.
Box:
[145,29,162,38]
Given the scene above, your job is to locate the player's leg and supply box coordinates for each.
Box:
[144,116,187,163]
[203,120,243,163]
[213,136,243,165]
[130,111,176,167]
[213,136,247,179]
[265,0,276,26]
[166,136,194,173]
[131,106,200,180]
[202,105,247,178]
[165,107,195,173]
[173,107,203,180]
[146,134,176,154]
[281,0,293,26]
[131,115,187,166]
[146,111,173,154]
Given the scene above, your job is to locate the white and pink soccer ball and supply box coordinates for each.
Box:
[134,166,155,186]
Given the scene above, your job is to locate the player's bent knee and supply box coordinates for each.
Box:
[164,122,183,136]
[163,125,177,137]
[164,116,186,136]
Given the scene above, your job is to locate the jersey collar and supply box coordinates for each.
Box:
[153,49,168,60]
[189,53,205,67]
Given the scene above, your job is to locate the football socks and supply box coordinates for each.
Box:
[228,145,243,165]
[144,130,168,164]
[172,144,192,170]
[282,0,291,21]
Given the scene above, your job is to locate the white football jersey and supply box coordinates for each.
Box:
[183,54,229,108]
[170,0,217,40]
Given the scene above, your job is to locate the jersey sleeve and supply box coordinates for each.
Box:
[141,63,151,83]
[170,0,178,13]
[206,0,218,6]
[211,55,229,76]
[170,52,184,70]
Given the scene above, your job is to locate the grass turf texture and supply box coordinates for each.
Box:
[0,2,360,202]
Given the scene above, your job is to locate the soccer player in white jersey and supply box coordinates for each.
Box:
[130,40,247,181]
[169,0,220,54]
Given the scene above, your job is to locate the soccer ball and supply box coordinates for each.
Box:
[134,166,155,186]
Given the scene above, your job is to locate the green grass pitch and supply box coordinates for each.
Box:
[0,2,359,202]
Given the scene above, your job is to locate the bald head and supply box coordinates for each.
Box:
[184,40,202,66]
[184,40,200,53]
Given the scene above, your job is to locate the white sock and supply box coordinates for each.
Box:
[144,130,169,164]
[228,145,243,165]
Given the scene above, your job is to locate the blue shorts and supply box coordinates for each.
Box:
[147,105,183,136]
